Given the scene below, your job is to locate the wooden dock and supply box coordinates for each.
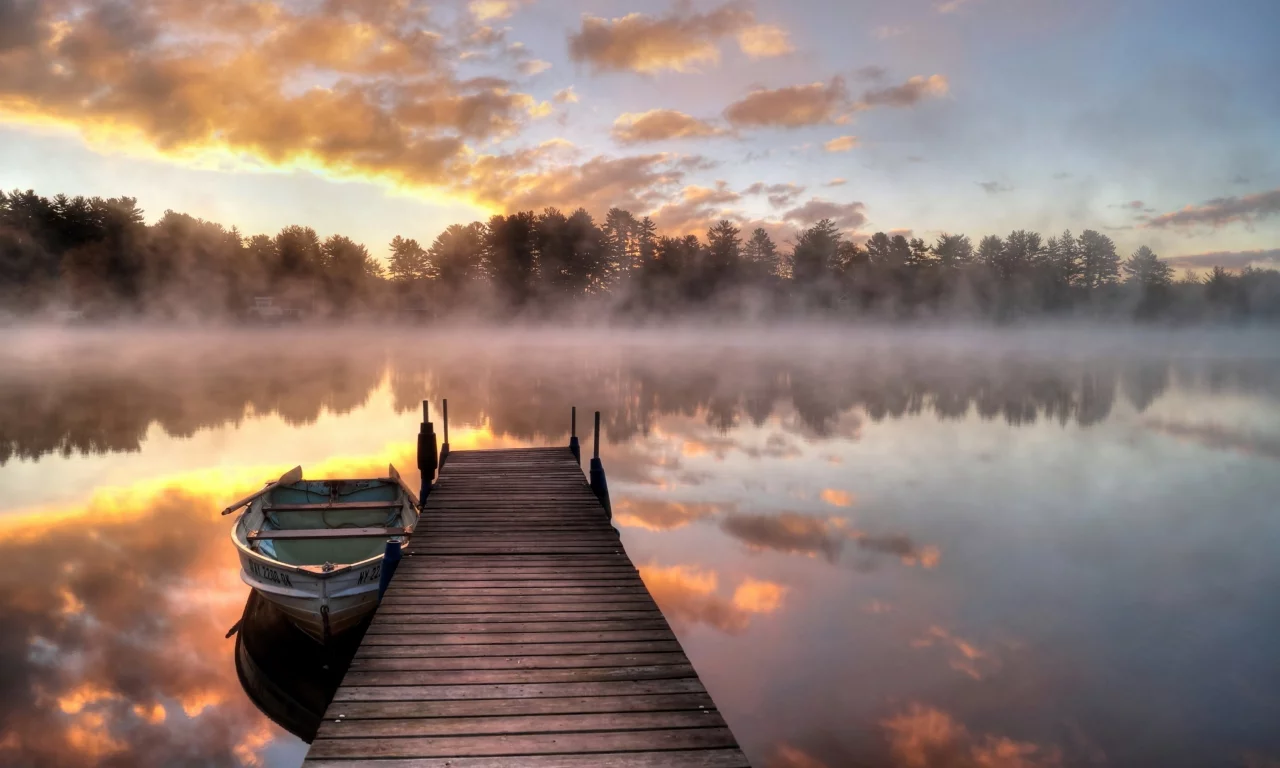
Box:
[304,446,750,767]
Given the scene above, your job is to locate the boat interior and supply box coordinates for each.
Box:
[244,479,411,567]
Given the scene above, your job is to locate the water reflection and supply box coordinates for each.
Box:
[234,591,366,743]
[6,330,1280,467]
[0,329,1278,767]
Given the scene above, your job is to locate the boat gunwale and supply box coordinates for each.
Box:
[230,474,418,579]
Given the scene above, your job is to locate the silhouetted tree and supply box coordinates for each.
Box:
[485,213,537,307]
[388,236,431,283]
[743,227,780,280]
[792,219,841,302]
[428,223,486,289]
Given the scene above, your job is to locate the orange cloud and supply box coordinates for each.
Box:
[612,110,729,144]
[612,498,733,531]
[737,24,794,57]
[882,703,1062,768]
[0,0,565,214]
[732,577,787,613]
[824,135,859,153]
[911,626,996,680]
[724,79,851,128]
[1147,188,1280,229]
[819,489,855,507]
[469,0,530,22]
[638,563,783,634]
[648,181,746,235]
[131,703,167,725]
[568,4,789,74]
[769,744,831,768]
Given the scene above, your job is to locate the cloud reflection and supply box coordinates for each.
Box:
[638,563,786,634]
[720,512,940,569]
[881,703,1063,768]
[612,497,736,531]
[0,452,412,766]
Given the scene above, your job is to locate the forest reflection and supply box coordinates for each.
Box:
[4,330,1280,466]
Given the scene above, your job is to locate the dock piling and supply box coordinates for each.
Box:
[569,406,580,465]
[439,398,450,470]
[376,538,402,600]
[416,399,438,501]
[588,410,612,519]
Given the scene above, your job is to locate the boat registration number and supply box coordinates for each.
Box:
[248,560,294,588]
[357,564,382,586]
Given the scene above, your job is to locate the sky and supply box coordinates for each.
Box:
[1,0,1278,271]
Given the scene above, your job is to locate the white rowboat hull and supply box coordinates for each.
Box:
[237,551,387,643]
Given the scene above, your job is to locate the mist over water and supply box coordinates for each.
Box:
[1,326,1279,767]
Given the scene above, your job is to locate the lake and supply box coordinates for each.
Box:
[1,327,1279,767]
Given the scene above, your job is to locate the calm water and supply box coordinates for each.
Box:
[2,328,1280,767]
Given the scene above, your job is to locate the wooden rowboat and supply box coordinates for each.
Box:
[227,465,418,644]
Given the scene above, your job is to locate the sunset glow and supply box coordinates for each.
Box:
[1,0,1276,268]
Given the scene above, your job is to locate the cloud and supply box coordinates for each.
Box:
[936,0,979,12]
[783,199,869,230]
[553,86,579,104]
[737,24,794,57]
[882,704,1063,768]
[0,0,565,210]
[724,78,851,128]
[854,65,888,82]
[723,73,948,129]
[720,512,850,561]
[567,3,789,75]
[860,75,950,107]
[825,178,848,187]
[611,110,728,144]
[1147,188,1280,229]
[1162,249,1280,271]
[637,563,783,634]
[648,181,743,235]
[461,150,691,216]
[1144,419,1280,461]
[612,498,733,531]
[874,26,907,39]
[745,182,807,208]
[819,489,855,507]
[978,181,1014,194]
[910,626,997,680]
[824,135,859,153]
[518,58,552,75]
[0,474,316,766]
[720,511,940,568]
[469,0,529,22]
[731,577,787,613]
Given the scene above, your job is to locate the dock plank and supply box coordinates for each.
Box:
[306,446,747,766]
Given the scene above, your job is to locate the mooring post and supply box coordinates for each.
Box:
[588,410,612,519]
[569,406,581,465]
[378,538,402,601]
[417,400,438,502]
[439,398,451,470]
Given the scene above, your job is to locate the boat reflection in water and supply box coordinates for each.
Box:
[233,589,370,742]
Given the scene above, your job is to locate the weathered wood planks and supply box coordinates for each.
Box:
[304,447,748,767]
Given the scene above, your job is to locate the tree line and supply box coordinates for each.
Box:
[2,188,1278,322]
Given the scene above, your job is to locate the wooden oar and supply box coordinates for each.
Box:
[220,465,303,516]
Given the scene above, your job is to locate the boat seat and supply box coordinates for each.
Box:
[266,501,401,511]
[248,527,407,541]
